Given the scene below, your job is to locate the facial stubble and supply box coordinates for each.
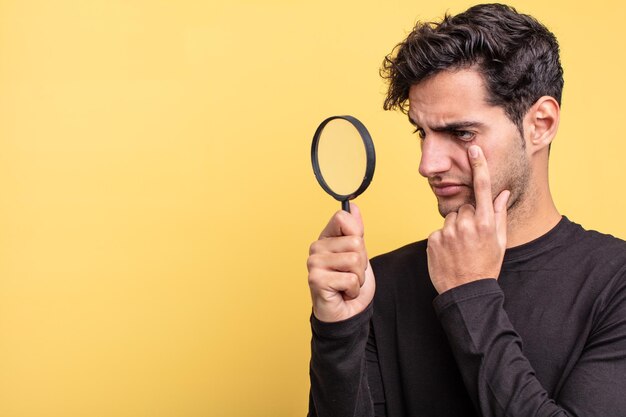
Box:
[436,138,531,219]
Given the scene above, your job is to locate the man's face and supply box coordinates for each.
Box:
[408,68,531,217]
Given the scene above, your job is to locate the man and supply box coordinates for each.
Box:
[306,4,626,417]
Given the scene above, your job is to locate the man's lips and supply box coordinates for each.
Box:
[430,182,467,197]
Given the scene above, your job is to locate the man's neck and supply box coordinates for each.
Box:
[505,183,561,249]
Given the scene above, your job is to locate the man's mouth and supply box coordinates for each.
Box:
[430,182,467,197]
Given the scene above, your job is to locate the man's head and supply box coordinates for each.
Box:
[381,4,563,218]
[381,3,563,135]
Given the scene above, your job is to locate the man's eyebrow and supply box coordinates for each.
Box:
[431,121,485,132]
[408,117,485,132]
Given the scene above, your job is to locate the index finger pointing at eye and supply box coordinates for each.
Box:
[468,145,494,218]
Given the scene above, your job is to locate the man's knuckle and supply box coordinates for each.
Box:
[428,230,441,242]
[477,219,492,231]
[475,176,489,188]
[351,236,363,251]
[307,254,320,270]
[348,252,360,266]
[456,217,469,228]
[335,210,350,225]
[309,241,320,255]
[442,226,455,238]
[307,270,320,287]
[349,273,359,286]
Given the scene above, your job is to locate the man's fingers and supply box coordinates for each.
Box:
[443,211,457,229]
[307,251,367,284]
[309,235,365,255]
[493,189,510,246]
[468,145,494,218]
[493,189,510,213]
[319,203,364,239]
[310,271,362,301]
[457,203,475,219]
[349,202,363,227]
[327,272,361,299]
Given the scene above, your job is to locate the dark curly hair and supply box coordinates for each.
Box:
[381,3,564,134]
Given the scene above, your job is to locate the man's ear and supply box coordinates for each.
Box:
[524,96,560,154]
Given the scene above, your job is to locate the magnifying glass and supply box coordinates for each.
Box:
[311,115,376,213]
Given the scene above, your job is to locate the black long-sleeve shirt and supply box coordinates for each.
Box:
[308,217,626,416]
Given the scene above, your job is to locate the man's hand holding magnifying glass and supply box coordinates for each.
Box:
[307,204,376,323]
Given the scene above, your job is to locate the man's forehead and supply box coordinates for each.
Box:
[407,70,498,127]
[407,103,487,129]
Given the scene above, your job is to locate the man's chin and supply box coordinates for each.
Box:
[437,204,457,218]
[436,197,475,217]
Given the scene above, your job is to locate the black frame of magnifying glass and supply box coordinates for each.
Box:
[311,115,376,212]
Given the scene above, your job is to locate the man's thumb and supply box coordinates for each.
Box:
[493,190,510,246]
[348,202,365,237]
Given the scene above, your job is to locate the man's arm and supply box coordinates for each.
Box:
[308,305,375,417]
[433,275,626,416]
[306,204,378,416]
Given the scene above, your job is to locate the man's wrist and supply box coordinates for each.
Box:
[311,302,373,339]
[433,278,501,314]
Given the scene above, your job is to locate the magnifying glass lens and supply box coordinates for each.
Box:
[317,119,367,196]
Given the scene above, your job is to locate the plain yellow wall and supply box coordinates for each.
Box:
[0,1,624,416]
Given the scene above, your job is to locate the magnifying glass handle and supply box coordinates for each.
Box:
[342,200,351,213]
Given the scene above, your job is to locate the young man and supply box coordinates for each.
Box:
[307,4,626,417]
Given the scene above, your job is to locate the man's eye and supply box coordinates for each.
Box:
[454,130,475,141]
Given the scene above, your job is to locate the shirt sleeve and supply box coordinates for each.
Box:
[308,303,376,417]
[433,278,626,417]
[366,321,387,417]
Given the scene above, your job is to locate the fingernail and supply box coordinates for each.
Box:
[469,146,479,158]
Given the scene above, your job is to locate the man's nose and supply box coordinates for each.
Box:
[418,135,453,178]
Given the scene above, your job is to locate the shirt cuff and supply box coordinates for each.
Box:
[432,278,502,314]
[310,302,374,339]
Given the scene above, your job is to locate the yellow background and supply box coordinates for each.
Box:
[0,1,624,416]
